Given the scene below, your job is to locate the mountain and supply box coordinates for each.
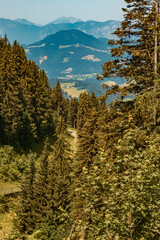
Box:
[14,18,36,25]
[24,29,109,95]
[25,29,124,96]
[25,29,110,79]
[0,18,121,44]
[50,17,83,24]
[0,18,41,44]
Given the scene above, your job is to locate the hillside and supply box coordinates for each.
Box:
[25,29,110,78]
[25,29,124,96]
[14,18,37,25]
[0,18,121,45]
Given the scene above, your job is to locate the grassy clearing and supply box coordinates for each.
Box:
[63,87,86,98]
[0,182,19,196]
[68,128,78,153]
[61,82,75,88]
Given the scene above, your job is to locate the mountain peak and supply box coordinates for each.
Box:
[42,29,103,48]
[49,17,83,25]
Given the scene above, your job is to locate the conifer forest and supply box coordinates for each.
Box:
[0,0,160,239]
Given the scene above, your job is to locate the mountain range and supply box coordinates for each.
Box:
[0,17,121,45]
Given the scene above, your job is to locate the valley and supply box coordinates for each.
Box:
[0,17,124,97]
[0,0,160,237]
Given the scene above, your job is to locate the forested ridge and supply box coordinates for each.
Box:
[0,0,160,239]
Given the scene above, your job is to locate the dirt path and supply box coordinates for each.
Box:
[68,129,78,152]
[69,129,77,142]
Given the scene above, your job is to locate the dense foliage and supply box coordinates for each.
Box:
[0,36,55,149]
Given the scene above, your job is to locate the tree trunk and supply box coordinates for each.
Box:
[154,0,159,75]
[153,0,159,126]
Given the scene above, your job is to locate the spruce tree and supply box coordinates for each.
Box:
[77,92,92,135]
[0,41,24,143]
[78,107,99,168]
[68,98,79,129]
[36,116,72,239]
[100,0,160,95]
[13,153,37,236]
[36,70,54,139]
[52,81,64,115]
[33,139,51,227]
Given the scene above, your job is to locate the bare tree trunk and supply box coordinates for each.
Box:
[153,0,159,126]
[79,230,85,240]
[154,0,159,75]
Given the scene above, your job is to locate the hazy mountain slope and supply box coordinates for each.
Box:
[0,18,121,44]
[14,19,37,25]
[0,18,41,44]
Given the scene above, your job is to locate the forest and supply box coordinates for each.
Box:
[0,0,160,239]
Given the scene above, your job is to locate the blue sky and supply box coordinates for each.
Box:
[0,0,126,25]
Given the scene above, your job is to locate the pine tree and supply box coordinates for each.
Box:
[52,81,64,115]
[35,116,72,239]
[53,116,71,176]
[77,92,93,135]
[36,70,54,139]
[68,98,79,129]
[0,41,24,143]
[100,0,160,95]
[78,107,99,168]
[96,97,108,149]
[33,139,51,227]
[14,153,37,236]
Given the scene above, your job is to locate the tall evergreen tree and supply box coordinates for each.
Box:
[33,139,51,227]
[52,81,64,114]
[100,0,160,95]
[68,98,79,129]
[78,107,99,168]
[35,116,72,239]
[0,41,24,143]
[13,153,37,237]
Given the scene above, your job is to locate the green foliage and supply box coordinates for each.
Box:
[33,139,51,227]
[0,146,27,182]
[70,130,160,239]
[34,212,72,240]
[13,153,37,236]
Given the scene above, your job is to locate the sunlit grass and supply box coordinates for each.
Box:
[0,212,14,240]
[63,87,86,98]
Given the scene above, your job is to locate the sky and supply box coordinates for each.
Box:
[0,0,126,25]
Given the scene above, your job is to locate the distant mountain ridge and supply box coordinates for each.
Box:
[0,18,121,44]
[50,17,83,24]
[14,18,37,26]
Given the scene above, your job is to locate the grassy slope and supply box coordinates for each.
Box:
[0,212,14,240]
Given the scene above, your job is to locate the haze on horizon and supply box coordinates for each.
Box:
[0,0,125,25]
